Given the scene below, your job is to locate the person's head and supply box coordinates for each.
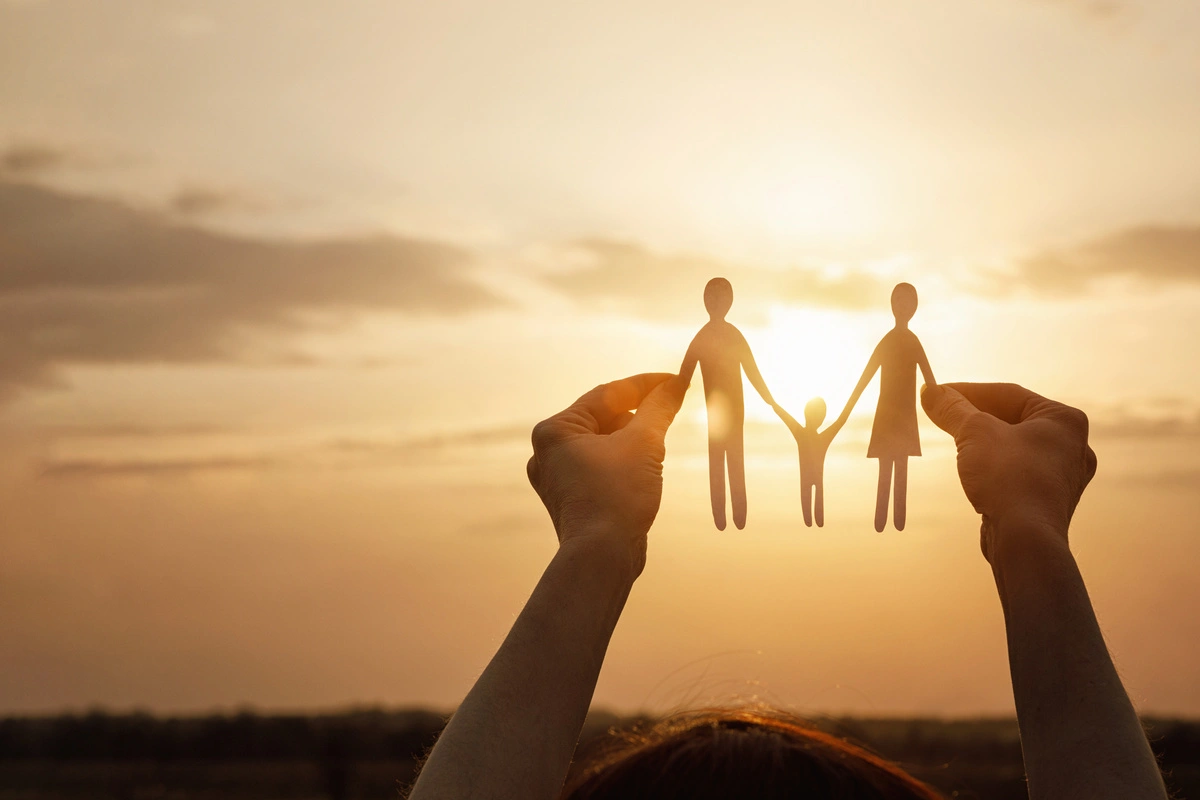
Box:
[562,709,943,800]
[805,397,827,428]
[703,277,734,320]
[890,283,918,325]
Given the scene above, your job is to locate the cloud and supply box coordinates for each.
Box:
[1125,469,1200,490]
[39,423,232,439]
[327,424,530,456]
[0,179,504,397]
[1017,225,1200,294]
[541,238,887,323]
[169,186,259,216]
[0,143,69,176]
[39,455,277,479]
[1090,411,1200,439]
[1030,0,1129,20]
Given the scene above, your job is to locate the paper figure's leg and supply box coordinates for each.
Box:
[801,482,813,527]
[728,428,747,530]
[894,457,908,531]
[814,480,824,528]
[874,458,892,533]
[708,437,727,531]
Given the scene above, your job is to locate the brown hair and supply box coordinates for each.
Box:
[562,709,944,800]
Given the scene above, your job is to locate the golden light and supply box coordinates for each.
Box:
[747,305,883,424]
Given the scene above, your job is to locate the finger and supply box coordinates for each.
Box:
[600,410,636,435]
[941,382,1073,426]
[628,374,688,440]
[921,384,979,439]
[556,373,675,435]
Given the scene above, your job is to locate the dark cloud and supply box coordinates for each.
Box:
[0,143,69,176]
[39,455,276,479]
[33,422,530,480]
[0,179,504,397]
[542,238,886,323]
[1032,0,1128,20]
[1091,411,1200,439]
[1125,469,1200,490]
[39,423,232,439]
[327,424,529,456]
[169,186,257,216]
[1018,225,1200,294]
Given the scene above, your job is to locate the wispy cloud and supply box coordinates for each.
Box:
[39,455,276,479]
[34,422,533,481]
[541,238,887,323]
[1016,224,1200,295]
[327,424,530,456]
[0,143,70,175]
[1032,0,1128,20]
[168,186,262,217]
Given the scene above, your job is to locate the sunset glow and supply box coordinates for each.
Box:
[2,0,1200,722]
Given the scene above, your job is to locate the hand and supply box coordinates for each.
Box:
[526,373,687,579]
[921,382,1097,563]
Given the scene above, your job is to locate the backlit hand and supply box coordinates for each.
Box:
[526,373,687,579]
[921,382,1097,563]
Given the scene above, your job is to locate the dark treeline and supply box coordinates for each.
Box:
[0,710,1197,799]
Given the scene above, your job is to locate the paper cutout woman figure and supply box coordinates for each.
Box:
[680,278,777,531]
[839,282,935,532]
[773,397,848,528]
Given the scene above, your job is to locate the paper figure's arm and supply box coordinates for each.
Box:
[408,374,686,800]
[823,408,850,439]
[837,343,882,424]
[774,404,802,437]
[679,336,700,384]
[738,331,776,407]
[915,336,936,388]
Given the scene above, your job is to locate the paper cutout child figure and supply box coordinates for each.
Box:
[838,282,935,532]
[680,277,777,531]
[773,397,848,528]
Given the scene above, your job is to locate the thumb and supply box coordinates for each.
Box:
[629,374,688,440]
[921,383,978,439]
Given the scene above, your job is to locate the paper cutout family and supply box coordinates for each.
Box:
[680,278,934,533]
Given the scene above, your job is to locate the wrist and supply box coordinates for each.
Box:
[986,514,1076,595]
[557,529,642,589]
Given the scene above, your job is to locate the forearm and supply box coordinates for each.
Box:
[409,536,635,800]
[991,521,1166,800]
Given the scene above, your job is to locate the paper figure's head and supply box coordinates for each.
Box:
[891,282,918,324]
[703,277,734,320]
[804,397,827,428]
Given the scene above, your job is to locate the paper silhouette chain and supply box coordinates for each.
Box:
[681,277,934,532]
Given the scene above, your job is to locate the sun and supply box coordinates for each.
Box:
[744,305,883,424]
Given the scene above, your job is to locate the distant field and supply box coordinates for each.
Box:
[0,710,1196,799]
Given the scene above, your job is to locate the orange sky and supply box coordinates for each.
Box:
[2,0,1199,716]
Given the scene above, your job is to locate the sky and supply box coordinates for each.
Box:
[2,0,1200,717]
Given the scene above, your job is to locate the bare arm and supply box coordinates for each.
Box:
[922,383,1166,800]
[738,331,775,406]
[407,374,686,800]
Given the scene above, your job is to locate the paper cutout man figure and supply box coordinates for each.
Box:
[839,282,935,532]
[774,397,848,528]
[680,278,776,531]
